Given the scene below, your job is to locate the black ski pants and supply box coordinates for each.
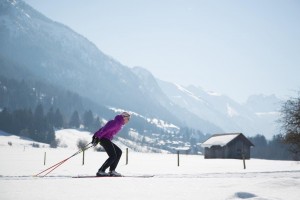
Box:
[98,138,122,172]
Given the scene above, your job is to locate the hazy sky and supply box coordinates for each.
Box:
[23,0,300,103]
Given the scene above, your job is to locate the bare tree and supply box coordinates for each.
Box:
[77,139,88,150]
[280,92,300,160]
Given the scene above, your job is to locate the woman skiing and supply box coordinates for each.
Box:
[92,112,131,177]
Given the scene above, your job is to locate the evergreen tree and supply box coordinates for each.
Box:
[83,110,94,130]
[0,108,13,133]
[11,109,28,135]
[249,134,268,158]
[90,116,101,132]
[267,134,292,160]
[25,109,34,133]
[46,107,55,128]
[45,127,56,144]
[54,108,64,128]
[69,110,80,128]
[33,104,47,142]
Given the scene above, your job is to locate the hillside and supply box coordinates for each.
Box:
[0,130,49,148]
[157,80,282,138]
[0,0,182,125]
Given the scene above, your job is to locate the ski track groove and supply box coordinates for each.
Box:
[1,170,300,180]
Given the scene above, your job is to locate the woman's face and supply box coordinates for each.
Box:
[123,116,130,124]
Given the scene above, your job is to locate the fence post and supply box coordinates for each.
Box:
[242,153,246,169]
[44,152,46,165]
[126,148,128,165]
[177,151,180,166]
[82,149,85,165]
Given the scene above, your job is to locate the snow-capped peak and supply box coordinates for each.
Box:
[174,84,205,103]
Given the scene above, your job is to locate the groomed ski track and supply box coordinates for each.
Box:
[1,170,300,180]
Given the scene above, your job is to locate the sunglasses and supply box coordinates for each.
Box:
[123,115,130,120]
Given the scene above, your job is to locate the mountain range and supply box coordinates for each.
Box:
[0,0,282,140]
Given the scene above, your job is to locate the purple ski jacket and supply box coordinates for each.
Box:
[94,115,124,140]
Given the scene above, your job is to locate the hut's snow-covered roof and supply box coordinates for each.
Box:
[201,133,241,148]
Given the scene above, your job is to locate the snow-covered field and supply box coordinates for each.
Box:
[1,130,300,200]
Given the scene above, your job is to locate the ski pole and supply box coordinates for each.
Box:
[34,143,93,177]
[35,143,93,177]
[41,145,93,177]
[34,157,69,177]
[34,147,86,177]
[34,147,87,177]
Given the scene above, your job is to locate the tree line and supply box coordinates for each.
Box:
[248,134,293,160]
[0,104,101,147]
[0,76,111,121]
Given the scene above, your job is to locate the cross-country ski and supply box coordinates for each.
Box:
[72,175,154,178]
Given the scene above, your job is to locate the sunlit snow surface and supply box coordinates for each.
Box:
[1,130,300,200]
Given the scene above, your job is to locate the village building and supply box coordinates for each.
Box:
[202,133,254,159]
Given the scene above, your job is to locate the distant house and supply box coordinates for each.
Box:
[201,133,254,159]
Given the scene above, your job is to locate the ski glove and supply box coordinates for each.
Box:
[92,135,100,146]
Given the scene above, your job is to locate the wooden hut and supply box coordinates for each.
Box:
[202,133,254,159]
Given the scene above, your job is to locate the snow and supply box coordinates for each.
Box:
[255,112,280,117]
[0,130,49,148]
[227,104,240,117]
[147,118,179,131]
[1,130,300,200]
[108,107,179,131]
[207,90,222,96]
[202,133,240,148]
[175,83,206,103]
[55,129,92,149]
